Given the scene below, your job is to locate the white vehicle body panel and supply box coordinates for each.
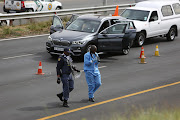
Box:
[121,1,180,38]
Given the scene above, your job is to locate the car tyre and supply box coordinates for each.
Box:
[135,32,145,47]
[167,27,176,41]
[27,9,34,12]
[122,45,130,55]
[56,6,62,10]
[0,20,7,26]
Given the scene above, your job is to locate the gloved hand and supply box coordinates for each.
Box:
[57,77,61,84]
[76,69,80,72]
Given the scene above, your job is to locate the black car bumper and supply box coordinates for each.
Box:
[46,42,86,56]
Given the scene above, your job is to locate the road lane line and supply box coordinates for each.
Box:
[81,66,107,72]
[2,54,34,60]
[0,34,49,42]
[37,81,180,120]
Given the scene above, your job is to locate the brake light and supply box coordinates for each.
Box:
[21,1,25,8]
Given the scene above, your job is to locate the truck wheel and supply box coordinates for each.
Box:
[27,9,34,12]
[0,20,7,26]
[56,6,62,10]
[135,32,145,47]
[167,27,176,41]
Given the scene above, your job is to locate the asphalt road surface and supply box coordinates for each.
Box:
[0,0,136,13]
[0,30,180,120]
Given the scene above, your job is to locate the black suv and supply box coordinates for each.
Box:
[46,14,136,57]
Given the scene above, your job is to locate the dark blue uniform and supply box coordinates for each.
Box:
[56,54,74,101]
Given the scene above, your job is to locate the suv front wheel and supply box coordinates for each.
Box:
[135,32,145,47]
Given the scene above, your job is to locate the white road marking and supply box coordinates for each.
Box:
[81,66,107,72]
[2,54,34,60]
[0,34,49,42]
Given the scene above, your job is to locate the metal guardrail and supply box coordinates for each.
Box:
[0,4,135,21]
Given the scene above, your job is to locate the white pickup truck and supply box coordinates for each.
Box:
[3,0,62,13]
[121,1,180,46]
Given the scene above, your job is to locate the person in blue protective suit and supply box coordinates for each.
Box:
[56,48,80,107]
[84,45,101,102]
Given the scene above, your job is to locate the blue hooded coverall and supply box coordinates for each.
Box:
[84,52,101,99]
[56,54,74,101]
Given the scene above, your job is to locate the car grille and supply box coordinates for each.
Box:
[53,39,71,46]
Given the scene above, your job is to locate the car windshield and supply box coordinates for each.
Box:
[121,9,150,21]
[66,19,101,33]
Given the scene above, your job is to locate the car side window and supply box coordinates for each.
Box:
[172,3,180,14]
[161,5,173,16]
[149,11,158,22]
[129,22,135,29]
[110,19,119,25]
[103,24,126,34]
[53,16,62,28]
[99,20,110,33]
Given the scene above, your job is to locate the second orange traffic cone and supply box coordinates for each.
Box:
[154,45,160,56]
[139,46,146,58]
[36,61,45,75]
[139,51,147,64]
[112,5,119,16]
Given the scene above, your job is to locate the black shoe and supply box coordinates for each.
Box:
[63,100,69,107]
[89,98,95,102]
[57,93,64,101]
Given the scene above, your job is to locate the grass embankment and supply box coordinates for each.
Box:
[0,17,68,39]
[82,107,180,120]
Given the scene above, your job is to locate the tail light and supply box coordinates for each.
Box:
[21,1,25,8]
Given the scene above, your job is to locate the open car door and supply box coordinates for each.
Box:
[50,15,64,34]
[98,23,127,52]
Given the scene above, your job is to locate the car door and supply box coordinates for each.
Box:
[50,15,64,34]
[41,0,51,11]
[147,11,161,37]
[98,23,127,52]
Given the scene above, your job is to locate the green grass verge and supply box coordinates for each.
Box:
[0,16,69,39]
[81,107,180,120]
[110,107,180,120]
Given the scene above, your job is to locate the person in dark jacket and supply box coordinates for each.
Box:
[56,48,80,107]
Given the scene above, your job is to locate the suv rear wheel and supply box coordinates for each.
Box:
[167,27,176,41]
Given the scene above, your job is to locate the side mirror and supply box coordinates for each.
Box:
[56,25,63,29]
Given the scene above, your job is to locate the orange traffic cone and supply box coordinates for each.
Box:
[139,51,147,64]
[154,45,160,56]
[36,61,45,75]
[112,5,119,16]
[139,46,146,58]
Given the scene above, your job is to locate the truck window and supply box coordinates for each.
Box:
[149,11,158,22]
[172,3,180,14]
[121,9,150,21]
[161,5,173,16]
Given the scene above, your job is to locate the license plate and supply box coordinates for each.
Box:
[73,50,81,52]
[54,47,64,51]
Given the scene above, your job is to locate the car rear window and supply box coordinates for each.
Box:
[161,5,173,16]
[172,3,180,15]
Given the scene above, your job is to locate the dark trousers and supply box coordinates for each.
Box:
[60,74,74,101]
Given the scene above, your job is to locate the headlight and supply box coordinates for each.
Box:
[48,36,52,42]
[72,36,94,45]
